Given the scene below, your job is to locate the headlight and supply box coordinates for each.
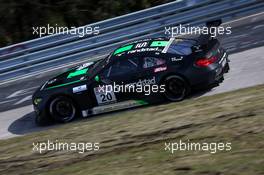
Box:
[33,98,42,105]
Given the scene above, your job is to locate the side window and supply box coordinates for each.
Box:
[100,58,139,78]
[167,40,195,55]
[100,66,111,78]
[143,57,166,69]
[168,44,192,55]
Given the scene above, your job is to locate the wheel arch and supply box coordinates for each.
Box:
[159,72,191,88]
[45,93,80,118]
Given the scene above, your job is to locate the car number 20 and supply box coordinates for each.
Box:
[94,86,117,105]
[100,93,113,102]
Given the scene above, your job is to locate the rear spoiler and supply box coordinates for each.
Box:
[198,19,222,45]
[206,19,222,28]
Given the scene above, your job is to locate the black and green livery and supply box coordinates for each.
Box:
[33,32,229,125]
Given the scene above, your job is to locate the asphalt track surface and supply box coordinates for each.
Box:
[0,12,264,140]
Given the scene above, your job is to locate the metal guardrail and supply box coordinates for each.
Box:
[0,0,190,59]
[0,0,264,83]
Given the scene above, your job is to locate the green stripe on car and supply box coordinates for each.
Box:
[46,80,84,90]
[150,41,169,47]
[67,68,88,79]
[114,44,134,55]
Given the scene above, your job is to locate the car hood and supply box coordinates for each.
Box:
[42,62,94,90]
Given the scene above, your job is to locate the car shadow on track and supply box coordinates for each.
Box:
[7,89,212,136]
[8,111,56,135]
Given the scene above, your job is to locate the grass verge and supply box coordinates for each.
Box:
[0,85,264,175]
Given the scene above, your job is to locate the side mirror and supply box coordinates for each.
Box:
[95,75,112,84]
[101,78,112,84]
[206,19,222,28]
[94,75,100,82]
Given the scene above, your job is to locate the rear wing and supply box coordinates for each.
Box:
[206,19,222,28]
[198,19,222,45]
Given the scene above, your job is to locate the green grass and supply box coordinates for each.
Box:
[0,85,264,175]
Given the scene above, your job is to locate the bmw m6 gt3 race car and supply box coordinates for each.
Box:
[33,20,230,125]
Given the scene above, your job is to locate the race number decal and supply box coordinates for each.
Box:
[94,85,116,105]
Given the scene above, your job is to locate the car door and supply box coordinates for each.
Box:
[93,57,141,105]
[123,56,167,98]
[139,56,167,82]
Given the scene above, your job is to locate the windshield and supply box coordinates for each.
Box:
[87,54,111,78]
[167,39,197,55]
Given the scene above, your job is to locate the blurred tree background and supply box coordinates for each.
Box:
[0,0,172,47]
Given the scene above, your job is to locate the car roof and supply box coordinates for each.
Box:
[88,37,197,77]
[111,37,169,57]
[110,37,197,60]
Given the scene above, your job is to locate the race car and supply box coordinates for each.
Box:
[33,20,229,125]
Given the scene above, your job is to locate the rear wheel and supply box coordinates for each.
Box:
[49,96,77,123]
[163,75,189,101]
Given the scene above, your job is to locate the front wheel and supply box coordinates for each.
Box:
[35,113,52,126]
[49,96,77,123]
[163,75,189,102]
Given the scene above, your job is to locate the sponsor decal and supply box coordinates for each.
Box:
[73,85,87,93]
[82,100,148,116]
[135,42,148,48]
[127,47,160,54]
[114,40,169,56]
[171,56,183,62]
[128,77,156,86]
[193,45,202,52]
[154,66,167,73]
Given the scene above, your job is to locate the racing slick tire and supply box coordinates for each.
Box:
[163,75,189,102]
[49,96,77,123]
